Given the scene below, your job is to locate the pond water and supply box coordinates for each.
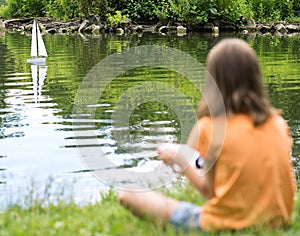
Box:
[0,31,299,208]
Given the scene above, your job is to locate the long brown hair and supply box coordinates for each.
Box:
[197,38,275,126]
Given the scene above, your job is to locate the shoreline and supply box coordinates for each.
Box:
[1,17,300,37]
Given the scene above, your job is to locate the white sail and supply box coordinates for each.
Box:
[36,22,48,57]
[27,20,47,65]
[30,20,38,57]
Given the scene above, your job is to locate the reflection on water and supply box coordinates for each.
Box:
[31,64,48,103]
[0,32,299,208]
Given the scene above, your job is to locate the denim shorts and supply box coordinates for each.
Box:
[170,201,201,231]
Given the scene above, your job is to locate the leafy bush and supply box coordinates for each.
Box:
[3,0,46,17]
[83,0,108,20]
[195,0,218,23]
[294,0,300,16]
[45,0,82,20]
[0,0,298,24]
[45,0,107,20]
[157,0,199,23]
[107,0,163,23]
[106,10,129,27]
[250,0,295,22]
[157,0,252,24]
[0,5,8,17]
[217,0,252,23]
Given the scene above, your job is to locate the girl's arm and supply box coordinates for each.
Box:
[157,142,215,200]
[183,162,215,200]
[186,122,215,199]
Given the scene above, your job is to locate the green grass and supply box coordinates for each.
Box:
[0,185,299,236]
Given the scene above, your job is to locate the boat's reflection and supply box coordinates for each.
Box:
[31,64,48,103]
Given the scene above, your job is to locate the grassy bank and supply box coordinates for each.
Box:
[1,185,299,236]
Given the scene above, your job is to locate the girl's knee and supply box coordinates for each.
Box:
[118,191,135,206]
[117,191,127,204]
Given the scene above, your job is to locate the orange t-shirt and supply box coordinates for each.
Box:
[196,114,295,231]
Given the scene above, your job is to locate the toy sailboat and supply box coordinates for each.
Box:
[27,20,48,65]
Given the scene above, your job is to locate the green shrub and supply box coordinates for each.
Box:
[3,0,46,17]
[45,0,82,20]
[0,0,108,22]
[106,10,129,27]
[107,0,163,23]
[0,5,8,17]
[294,0,300,15]
[250,0,295,22]
[157,0,252,24]
[157,0,200,23]
[1,0,297,24]
[217,0,252,23]
[157,0,217,23]
[195,0,218,23]
[45,0,107,20]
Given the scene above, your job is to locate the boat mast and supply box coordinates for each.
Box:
[30,20,38,57]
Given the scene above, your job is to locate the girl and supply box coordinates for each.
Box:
[118,38,295,232]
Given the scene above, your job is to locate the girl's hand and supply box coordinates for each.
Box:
[157,143,180,165]
[157,143,200,173]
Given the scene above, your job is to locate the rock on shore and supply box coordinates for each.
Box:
[0,17,299,36]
